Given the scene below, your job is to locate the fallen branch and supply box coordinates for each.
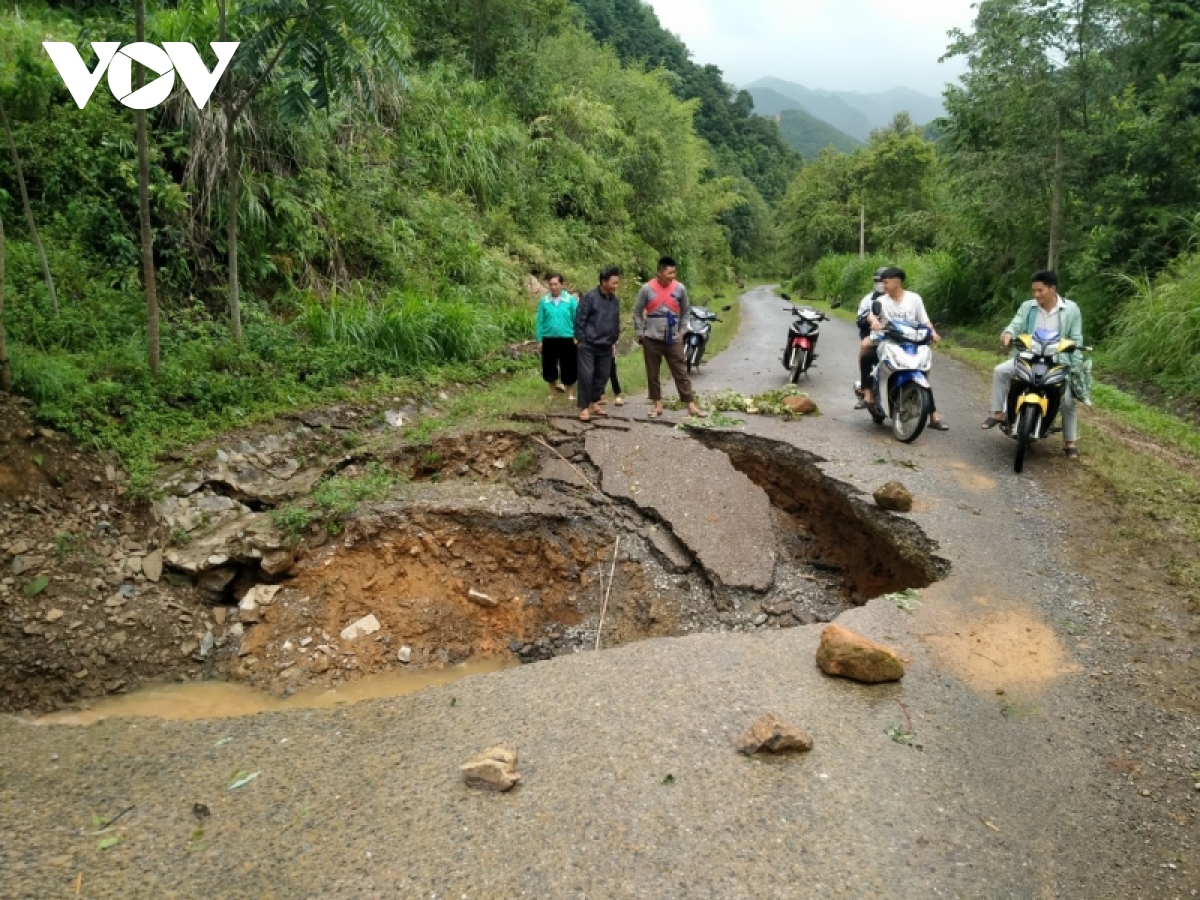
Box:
[595,537,620,651]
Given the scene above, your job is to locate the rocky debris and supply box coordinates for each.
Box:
[340,614,381,642]
[873,481,914,513]
[782,396,819,416]
[385,410,406,429]
[736,714,814,755]
[816,624,905,684]
[398,646,412,663]
[467,589,498,609]
[157,430,328,507]
[646,527,693,573]
[162,512,290,587]
[462,747,521,792]
[238,585,282,624]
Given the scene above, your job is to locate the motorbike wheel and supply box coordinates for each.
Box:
[789,349,807,384]
[1014,404,1039,473]
[891,383,929,443]
[686,345,698,373]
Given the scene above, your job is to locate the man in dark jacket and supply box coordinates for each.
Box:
[575,266,623,422]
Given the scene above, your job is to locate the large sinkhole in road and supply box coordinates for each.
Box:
[209,422,949,700]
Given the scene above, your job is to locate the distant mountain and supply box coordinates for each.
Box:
[747,82,873,142]
[745,77,946,141]
[774,108,861,160]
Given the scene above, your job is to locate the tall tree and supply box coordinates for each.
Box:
[219,0,407,343]
[0,100,57,316]
[0,206,9,392]
[135,0,161,376]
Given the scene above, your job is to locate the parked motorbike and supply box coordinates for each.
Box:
[778,293,827,382]
[853,319,934,443]
[684,303,732,372]
[1000,329,1089,472]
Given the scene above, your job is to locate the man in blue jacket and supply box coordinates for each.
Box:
[981,270,1084,458]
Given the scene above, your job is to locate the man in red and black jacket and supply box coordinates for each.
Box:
[633,257,706,419]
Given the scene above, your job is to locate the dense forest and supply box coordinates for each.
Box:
[779,0,1200,399]
[0,0,796,470]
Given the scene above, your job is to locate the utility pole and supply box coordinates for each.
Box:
[859,203,866,260]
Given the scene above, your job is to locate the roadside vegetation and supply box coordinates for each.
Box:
[0,1,795,487]
[775,0,1200,404]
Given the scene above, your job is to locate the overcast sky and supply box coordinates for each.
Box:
[645,0,978,97]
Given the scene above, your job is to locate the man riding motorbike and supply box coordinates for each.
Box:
[856,266,949,431]
[981,269,1083,459]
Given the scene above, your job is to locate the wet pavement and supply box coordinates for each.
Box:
[1,286,1196,898]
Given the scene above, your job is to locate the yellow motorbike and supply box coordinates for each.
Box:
[1003,328,1089,472]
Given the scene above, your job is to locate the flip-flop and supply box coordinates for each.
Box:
[591,408,610,417]
[578,412,591,422]
[647,409,662,419]
[981,417,1004,430]
[928,420,950,431]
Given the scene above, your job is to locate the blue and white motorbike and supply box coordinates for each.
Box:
[853,319,934,443]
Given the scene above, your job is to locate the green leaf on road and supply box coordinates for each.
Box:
[23,575,50,598]
[97,835,122,850]
[662,774,676,785]
[228,770,260,790]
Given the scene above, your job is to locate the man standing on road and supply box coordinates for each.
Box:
[981,270,1083,459]
[537,274,578,401]
[633,256,706,419]
[857,266,949,430]
[575,266,623,423]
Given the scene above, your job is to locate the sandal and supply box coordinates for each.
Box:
[1064,447,1080,459]
[928,420,950,431]
[981,416,1005,430]
[591,407,609,417]
[647,409,662,419]
[579,411,591,422]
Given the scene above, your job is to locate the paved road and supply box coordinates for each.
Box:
[1,286,1194,899]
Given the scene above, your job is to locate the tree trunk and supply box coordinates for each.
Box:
[136,0,160,376]
[222,0,243,345]
[0,101,58,316]
[0,210,11,392]
[1048,107,1065,272]
[859,202,866,260]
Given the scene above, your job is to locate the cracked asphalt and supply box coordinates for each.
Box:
[1,286,1196,899]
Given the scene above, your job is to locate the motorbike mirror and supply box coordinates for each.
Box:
[721,305,732,311]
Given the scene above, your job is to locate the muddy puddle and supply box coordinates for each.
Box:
[33,658,516,725]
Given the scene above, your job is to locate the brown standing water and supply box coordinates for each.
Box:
[30,658,515,725]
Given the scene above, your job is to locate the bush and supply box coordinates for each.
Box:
[1105,254,1200,395]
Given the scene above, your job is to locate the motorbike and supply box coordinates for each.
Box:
[1000,329,1088,472]
[778,293,827,382]
[683,303,732,373]
[853,319,934,443]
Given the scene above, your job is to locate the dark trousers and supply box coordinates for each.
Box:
[541,338,577,386]
[861,347,937,412]
[642,337,693,403]
[608,358,621,395]
[577,342,613,409]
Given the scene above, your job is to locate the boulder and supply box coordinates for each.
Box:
[462,747,520,792]
[142,549,163,583]
[816,624,905,684]
[782,396,819,416]
[873,481,914,513]
[736,714,814,755]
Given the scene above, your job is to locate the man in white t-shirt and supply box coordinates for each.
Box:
[857,266,948,430]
